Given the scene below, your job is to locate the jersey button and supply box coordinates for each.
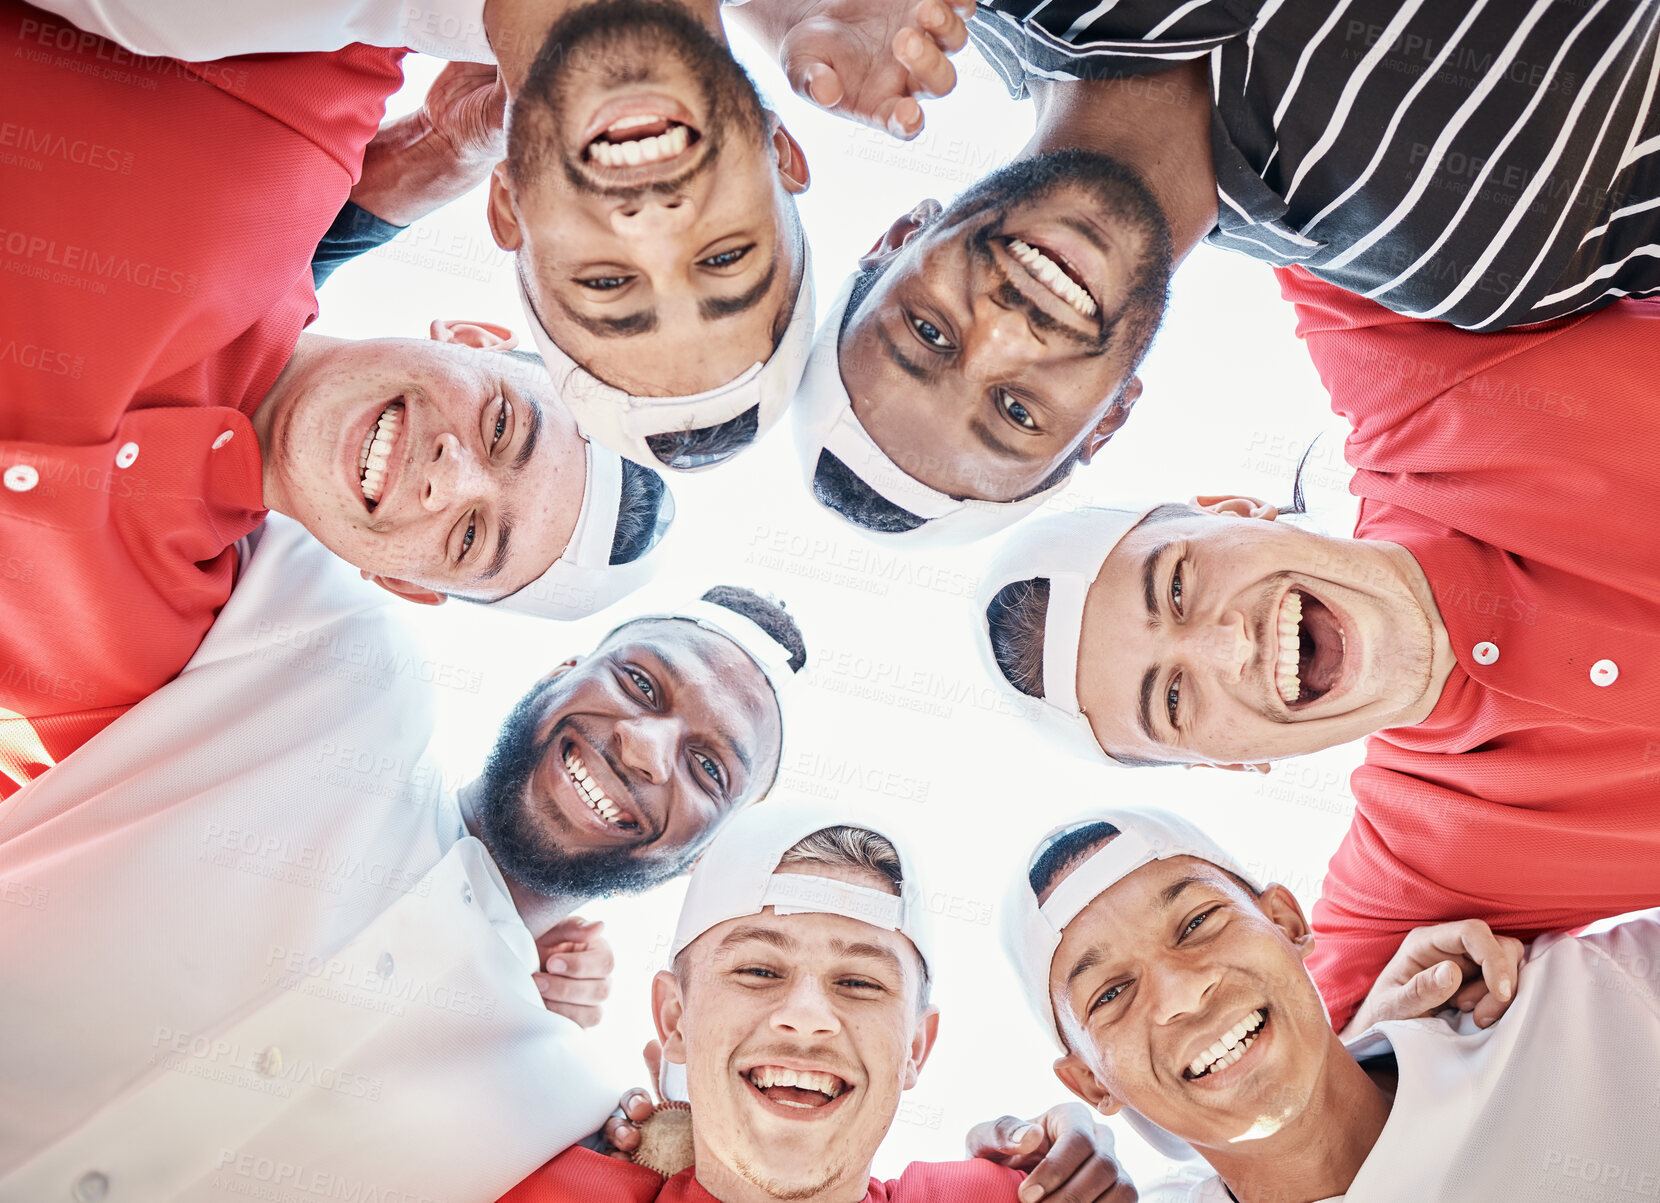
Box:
[1590,659,1619,687]
[3,465,38,492]
[1472,641,1499,665]
[212,430,235,450]
[115,442,139,469]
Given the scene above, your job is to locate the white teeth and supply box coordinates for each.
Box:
[748,1066,845,1101]
[590,124,690,168]
[563,749,627,827]
[1007,237,1099,318]
[1276,591,1303,705]
[358,402,404,506]
[1187,1009,1266,1080]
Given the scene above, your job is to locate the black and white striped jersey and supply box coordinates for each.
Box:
[967,0,1660,330]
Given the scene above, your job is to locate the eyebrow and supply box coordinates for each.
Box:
[719,925,795,952]
[829,938,907,977]
[875,322,941,386]
[468,394,544,586]
[1159,875,1208,908]
[1133,541,1177,742]
[554,294,660,338]
[1065,947,1104,991]
[969,416,1026,461]
[698,248,778,321]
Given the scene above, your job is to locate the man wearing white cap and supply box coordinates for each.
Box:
[502,802,1137,1202]
[1003,806,1660,1202]
[975,271,1660,1032]
[29,0,978,474]
[0,507,807,1201]
[0,7,676,798]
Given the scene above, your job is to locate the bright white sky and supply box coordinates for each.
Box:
[313,38,1367,1188]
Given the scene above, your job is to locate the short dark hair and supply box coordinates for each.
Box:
[811,450,927,534]
[840,260,891,340]
[1028,820,1261,903]
[645,405,760,470]
[986,578,1050,699]
[700,585,808,673]
[611,459,669,564]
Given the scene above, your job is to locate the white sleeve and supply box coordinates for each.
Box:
[25,0,494,62]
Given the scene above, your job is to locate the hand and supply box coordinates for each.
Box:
[532,917,613,1029]
[600,1041,668,1159]
[1339,919,1525,1040]
[739,0,975,139]
[350,60,506,226]
[416,59,508,172]
[968,1103,1137,1203]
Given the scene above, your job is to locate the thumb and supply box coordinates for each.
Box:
[970,1115,1042,1161]
[1403,960,1462,1017]
[786,53,844,109]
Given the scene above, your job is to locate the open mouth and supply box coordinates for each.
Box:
[357,398,404,511]
[585,114,697,169]
[1274,589,1346,708]
[1007,237,1099,319]
[561,742,640,833]
[1183,1008,1268,1081]
[745,1065,850,1112]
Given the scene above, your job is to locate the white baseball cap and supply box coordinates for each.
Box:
[791,275,1074,546]
[670,800,934,975]
[973,505,1154,759]
[494,437,675,620]
[1003,806,1263,1158]
[517,246,815,474]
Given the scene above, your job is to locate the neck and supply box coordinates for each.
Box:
[1025,61,1219,259]
[249,331,334,517]
[457,777,586,936]
[482,0,727,93]
[691,1147,872,1203]
[1376,539,1458,729]
[1206,1041,1395,1203]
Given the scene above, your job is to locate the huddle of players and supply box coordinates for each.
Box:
[6,0,1660,1199]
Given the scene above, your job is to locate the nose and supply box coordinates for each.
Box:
[612,715,676,786]
[1150,958,1219,1027]
[1184,610,1252,684]
[770,974,841,1039]
[959,294,1049,382]
[422,432,486,513]
[608,194,695,237]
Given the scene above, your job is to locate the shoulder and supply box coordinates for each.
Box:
[500,1146,670,1203]
[875,1160,1027,1203]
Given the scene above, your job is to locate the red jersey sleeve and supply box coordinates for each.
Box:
[871,1159,1027,1203]
[499,1146,670,1203]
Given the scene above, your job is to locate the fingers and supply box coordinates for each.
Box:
[544,940,616,983]
[602,1114,641,1154]
[893,24,959,101]
[537,916,605,951]
[914,0,971,55]
[1021,1128,1131,1203]
[966,1115,1046,1167]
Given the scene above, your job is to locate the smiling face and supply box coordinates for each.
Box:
[1075,503,1444,765]
[253,330,586,601]
[839,151,1171,502]
[473,618,784,900]
[492,0,808,398]
[1048,853,1335,1153]
[656,862,936,1201]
